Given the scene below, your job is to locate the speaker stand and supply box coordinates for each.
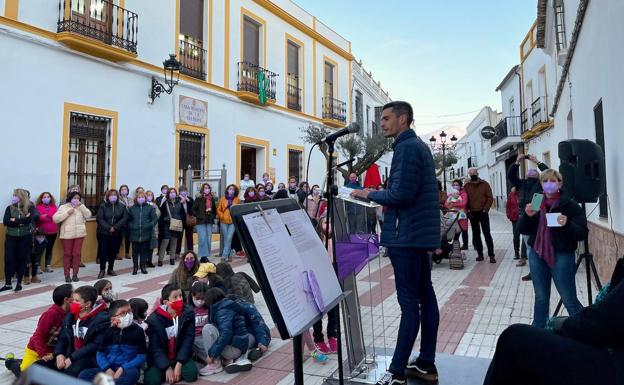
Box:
[553,203,603,316]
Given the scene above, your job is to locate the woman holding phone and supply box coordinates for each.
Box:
[518,169,586,328]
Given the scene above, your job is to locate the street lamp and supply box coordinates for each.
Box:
[150,54,182,103]
[429,131,458,191]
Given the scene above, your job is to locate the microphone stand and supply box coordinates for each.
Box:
[324,139,345,385]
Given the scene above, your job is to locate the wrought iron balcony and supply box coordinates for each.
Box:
[286,74,302,111]
[179,40,207,80]
[521,108,530,134]
[531,96,549,128]
[236,61,278,105]
[322,97,347,128]
[57,0,138,60]
[491,116,522,146]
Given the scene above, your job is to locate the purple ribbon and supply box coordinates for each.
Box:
[302,270,324,312]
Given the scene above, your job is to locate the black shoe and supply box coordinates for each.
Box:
[169,258,175,266]
[247,347,263,362]
[107,270,117,277]
[132,266,138,275]
[489,256,497,263]
[157,261,163,267]
[5,357,22,377]
[476,255,484,261]
[72,275,79,282]
[405,358,438,383]
[146,262,155,268]
[125,255,131,260]
[513,254,520,260]
[79,263,85,268]
[0,285,12,292]
[141,264,148,274]
[65,276,71,283]
[97,270,105,279]
[522,273,532,281]
[14,284,22,292]
[376,372,406,385]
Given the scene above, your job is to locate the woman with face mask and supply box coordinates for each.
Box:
[239,173,255,200]
[256,186,270,202]
[53,191,92,283]
[129,191,157,275]
[216,185,240,262]
[264,182,275,199]
[169,251,200,299]
[145,190,161,268]
[445,179,469,247]
[192,183,217,261]
[116,184,133,261]
[2,189,40,292]
[175,186,195,261]
[518,169,586,328]
[96,189,129,279]
[287,178,298,198]
[35,192,58,274]
[158,188,186,267]
[304,185,326,233]
[296,182,310,204]
[243,187,258,203]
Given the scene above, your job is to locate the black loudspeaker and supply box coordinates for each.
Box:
[558,139,606,203]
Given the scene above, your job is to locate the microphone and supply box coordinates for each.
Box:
[317,122,360,144]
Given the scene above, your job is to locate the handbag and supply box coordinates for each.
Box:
[186,214,197,228]
[166,202,183,232]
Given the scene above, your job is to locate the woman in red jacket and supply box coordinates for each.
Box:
[506,187,520,259]
[35,192,58,274]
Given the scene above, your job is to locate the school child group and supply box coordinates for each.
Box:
[5,256,274,385]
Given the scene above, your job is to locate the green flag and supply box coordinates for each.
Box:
[257,70,267,105]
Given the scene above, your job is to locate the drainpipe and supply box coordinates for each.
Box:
[514,66,526,176]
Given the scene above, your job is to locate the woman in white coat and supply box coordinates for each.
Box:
[53,191,91,282]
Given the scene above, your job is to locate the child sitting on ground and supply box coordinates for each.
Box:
[216,262,260,304]
[230,297,271,362]
[78,299,147,385]
[144,284,198,385]
[93,279,115,307]
[129,297,149,334]
[4,284,74,377]
[188,282,222,376]
[193,262,228,293]
[51,285,109,377]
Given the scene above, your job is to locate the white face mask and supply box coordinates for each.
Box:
[117,313,134,329]
[193,299,205,308]
[102,290,115,302]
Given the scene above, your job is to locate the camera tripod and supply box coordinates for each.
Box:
[553,202,602,316]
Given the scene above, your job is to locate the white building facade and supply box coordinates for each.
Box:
[0,0,354,266]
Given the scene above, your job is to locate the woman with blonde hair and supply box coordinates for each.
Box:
[53,191,92,282]
[2,189,39,292]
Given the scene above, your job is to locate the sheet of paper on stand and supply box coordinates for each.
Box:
[337,186,380,208]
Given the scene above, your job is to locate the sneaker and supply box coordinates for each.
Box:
[516,259,527,267]
[405,358,439,383]
[522,273,532,281]
[30,276,41,284]
[328,337,338,353]
[224,356,252,374]
[376,372,406,385]
[315,342,331,355]
[310,348,328,363]
[45,266,53,273]
[199,360,223,376]
[247,347,263,362]
[489,256,496,263]
[236,251,246,257]
[476,255,484,262]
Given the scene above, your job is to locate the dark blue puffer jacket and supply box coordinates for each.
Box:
[232,298,271,347]
[368,129,439,249]
[208,298,250,359]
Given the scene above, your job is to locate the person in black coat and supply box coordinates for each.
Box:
[158,188,186,267]
[175,186,195,257]
[517,169,586,329]
[484,277,624,385]
[96,189,128,278]
[144,284,197,385]
[42,286,109,377]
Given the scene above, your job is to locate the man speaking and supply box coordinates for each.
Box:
[352,101,440,385]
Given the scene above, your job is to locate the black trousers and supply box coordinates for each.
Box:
[29,241,46,277]
[33,356,96,378]
[468,211,495,257]
[175,225,194,255]
[43,233,57,267]
[461,229,469,247]
[511,220,521,256]
[4,234,32,286]
[483,324,619,385]
[313,306,338,343]
[98,233,122,272]
[132,240,151,267]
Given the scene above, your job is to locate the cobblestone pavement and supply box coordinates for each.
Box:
[0,211,592,385]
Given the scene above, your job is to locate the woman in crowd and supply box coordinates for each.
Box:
[296,182,310,204]
[518,169,586,328]
[239,173,256,200]
[53,191,91,283]
[35,192,58,273]
[145,190,161,268]
[156,185,169,254]
[176,185,195,258]
[305,184,326,235]
[158,187,185,266]
[256,185,270,202]
[260,172,271,186]
[94,278,115,307]
[118,184,133,260]
[243,187,258,204]
[264,182,275,198]
[129,191,157,275]
[445,179,469,248]
[192,183,217,262]
[169,250,200,298]
[96,189,128,279]
[277,182,286,191]
[217,185,240,262]
[2,189,39,292]
[506,186,521,259]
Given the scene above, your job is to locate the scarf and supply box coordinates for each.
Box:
[156,306,178,361]
[73,302,107,350]
[226,195,234,208]
[204,195,212,210]
[533,192,560,268]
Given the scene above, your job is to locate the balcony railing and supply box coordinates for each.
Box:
[237,61,278,101]
[467,156,478,168]
[286,74,302,111]
[491,116,522,146]
[57,0,138,53]
[521,108,530,134]
[179,40,207,80]
[531,96,548,127]
[322,97,347,124]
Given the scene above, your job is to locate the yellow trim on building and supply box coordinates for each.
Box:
[208,0,213,83]
[520,20,538,63]
[312,40,317,117]
[175,0,181,58]
[286,144,306,181]
[323,55,339,98]
[252,0,353,61]
[60,102,118,201]
[4,0,18,20]
[348,59,352,123]
[57,32,137,62]
[174,124,211,186]
[0,15,56,39]
[284,32,305,113]
[235,135,270,184]
[240,7,267,70]
[224,0,230,89]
